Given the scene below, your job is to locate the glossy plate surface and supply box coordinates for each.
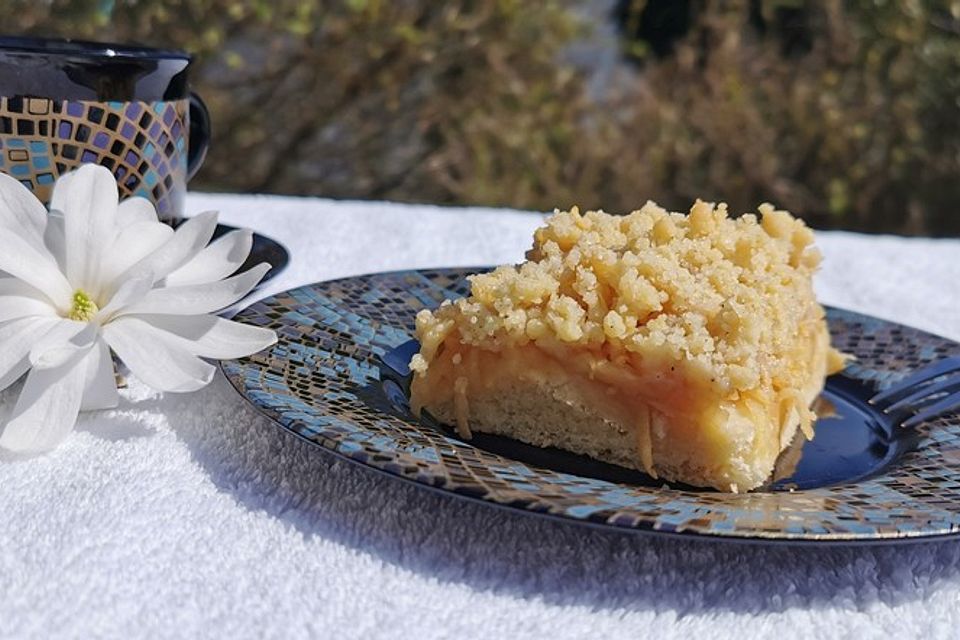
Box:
[221,268,960,544]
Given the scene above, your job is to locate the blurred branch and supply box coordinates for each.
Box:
[929,14,960,35]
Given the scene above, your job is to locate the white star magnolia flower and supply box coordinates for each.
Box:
[0,164,277,454]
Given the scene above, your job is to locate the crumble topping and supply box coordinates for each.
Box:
[413,200,827,395]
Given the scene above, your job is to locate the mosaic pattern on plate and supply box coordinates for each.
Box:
[221,269,960,543]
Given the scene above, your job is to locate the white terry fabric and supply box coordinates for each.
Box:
[1,194,960,640]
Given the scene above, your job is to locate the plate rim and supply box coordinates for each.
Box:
[220,267,960,546]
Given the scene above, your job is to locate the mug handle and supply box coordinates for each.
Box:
[187,91,211,181]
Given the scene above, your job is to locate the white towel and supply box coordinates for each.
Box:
[2,194,959,640]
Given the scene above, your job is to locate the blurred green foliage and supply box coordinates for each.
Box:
[2,0,959,235]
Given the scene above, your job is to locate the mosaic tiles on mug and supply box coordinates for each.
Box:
[221,269,960,544]
[0,96,188,217]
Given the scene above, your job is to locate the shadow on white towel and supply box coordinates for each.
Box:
[163,376,960,618]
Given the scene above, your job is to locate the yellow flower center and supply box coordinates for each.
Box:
[68,290,99,322]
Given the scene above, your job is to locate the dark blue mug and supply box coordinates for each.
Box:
[0,36,210,222]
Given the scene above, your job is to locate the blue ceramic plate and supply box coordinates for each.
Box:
[221,268,960,544]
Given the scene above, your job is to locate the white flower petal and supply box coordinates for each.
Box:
[164,228,253,287]
[98,275,154,320]
[102,317,215,392]
[0,345,91,453]
[29,320,97,370]
[0,233,72,310]
[81,339,118,411]
[43,210,67,272]
[130,314,278,359]
[0,170,48,252]
[0,358,29,393]
[117,197,159,227]
[120,262,270,317]
[0,296,56,323]
[62,164,119,294]
[49,168,76,213]
[99,221,174,289]
[0,317,59,391]
[115,210,218,286]
[0,278,57,323]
